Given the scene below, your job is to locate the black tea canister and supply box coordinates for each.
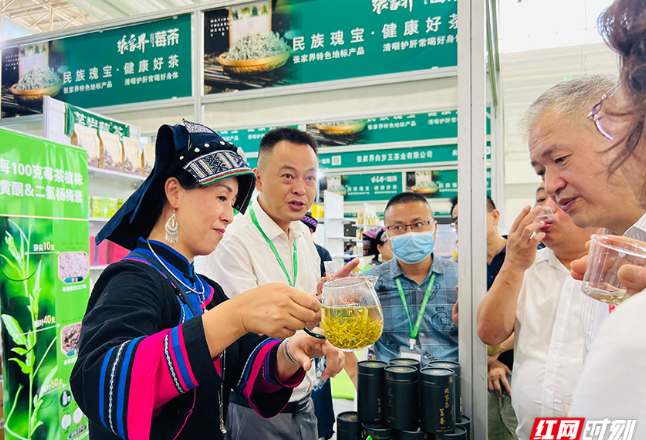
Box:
[428,361,461,420]
[436,426,467,439]
[456,415,471,440]
[420,367,456,434]
[389,358,420,371]
[337,411,362,440]
[384,365,419,431]
[358,360,388,423]
[363,422,394,440]
[397,428,434,439]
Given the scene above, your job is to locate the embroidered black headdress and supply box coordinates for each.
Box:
[97,120,256,250]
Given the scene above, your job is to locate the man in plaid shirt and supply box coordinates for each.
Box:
[364,192,458,366]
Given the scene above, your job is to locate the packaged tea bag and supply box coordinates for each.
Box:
[122,136,142,175]
[143,143,155,176]
[99,130,123,171]
[71,123,101,167]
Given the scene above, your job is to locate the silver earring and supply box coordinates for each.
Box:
[165,209,179,244]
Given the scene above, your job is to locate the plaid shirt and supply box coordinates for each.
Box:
[364,255,459,367]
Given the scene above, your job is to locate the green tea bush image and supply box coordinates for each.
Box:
[1,218,59,440]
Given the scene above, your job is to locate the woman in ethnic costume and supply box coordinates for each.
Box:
[70,121,344,440]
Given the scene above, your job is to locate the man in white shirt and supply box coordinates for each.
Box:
[477,185,600,440]
[524,75,646,361]
[203,127,351,440]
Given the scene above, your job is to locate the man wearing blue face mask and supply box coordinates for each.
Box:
[363,192,459,366]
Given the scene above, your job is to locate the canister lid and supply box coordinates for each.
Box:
[358,360,388,375]
[389,358,420,370]
[428,361,461,376]
[456,415,471,426]
[437,425,467,439]
[398,428,427,439]
[420,367,455,386]
[337,412,361,433]
[384,365,418,381]
[362,422,393,434]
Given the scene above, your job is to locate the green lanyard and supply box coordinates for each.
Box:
[395,273,436,350]
[250,207,298,287]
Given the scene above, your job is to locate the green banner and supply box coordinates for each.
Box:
[204,0,457,94]
[319,144,458,170]
[2,15,192,117]
[405,168,492,200]
[219,125,299,155]
[307,111,459,147]
[64,103,131,139]
[0,128,90,440]
[322,172,402,202]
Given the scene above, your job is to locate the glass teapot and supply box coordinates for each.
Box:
[319,276,384,351]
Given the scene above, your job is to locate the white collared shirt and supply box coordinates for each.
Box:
[512,248,586,440]
[580,211,646,360]
[202,194,321,401]
[569,213,646,434]
[569,290,646,437]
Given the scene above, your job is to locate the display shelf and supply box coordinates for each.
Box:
[87,166,147,183]
[318,217,355,224]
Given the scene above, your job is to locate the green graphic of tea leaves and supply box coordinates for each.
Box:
[1,220,56,440]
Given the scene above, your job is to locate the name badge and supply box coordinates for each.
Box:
[400,341,422,362]
[400,351,421,362]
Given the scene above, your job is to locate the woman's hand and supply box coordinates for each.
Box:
[233,283,321,339]
[277,330,346,382]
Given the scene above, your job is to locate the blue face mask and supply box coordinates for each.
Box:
[389,231,435,264]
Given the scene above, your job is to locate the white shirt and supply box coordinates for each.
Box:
[512,248,586,440]
[580,212,646,360]
[202,194,321,401]
[570,289,646,437]
[569,213,646,435]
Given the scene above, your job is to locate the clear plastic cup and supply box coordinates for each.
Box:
[534,205,554,224]
[324,260,344,277]
[581,234,646,305]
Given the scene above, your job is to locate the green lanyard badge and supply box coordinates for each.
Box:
[395,273,436,351]
[250,207,298,287]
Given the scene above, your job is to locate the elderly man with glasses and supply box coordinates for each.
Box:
[525,75,646,360]
[363,192,459,366]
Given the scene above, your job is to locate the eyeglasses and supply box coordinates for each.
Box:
[588,84,621,141]
[385,220,434,235]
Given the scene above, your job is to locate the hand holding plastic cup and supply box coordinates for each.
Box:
[581,234,646,305]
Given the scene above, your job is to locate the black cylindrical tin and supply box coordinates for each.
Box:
[337,411,362,440]
[420,367,456,434]
[436,426,467,439]
[389,358,421,371]
[397,428,434,439]
[428,361,461,420]
[384,365,419,431]
[358,360,388,423]
[363,422,394,440]
[456,415,471,440]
